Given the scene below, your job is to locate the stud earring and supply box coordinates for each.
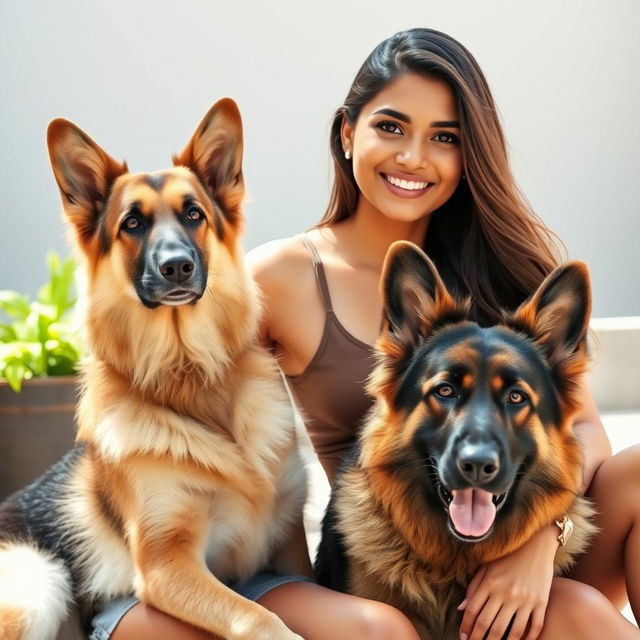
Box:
[344,150,352,160]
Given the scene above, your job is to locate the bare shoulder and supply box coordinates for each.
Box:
[246,235,313,295]
[246,235,319,348]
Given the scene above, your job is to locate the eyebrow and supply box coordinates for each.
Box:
[373,108,460,128]
[431,120,460,128]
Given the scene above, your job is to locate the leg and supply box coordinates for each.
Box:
[111,582,421,640]
[110,603,220,640]
[569,444,640,621]
[259,580,421,640]
[539,577,640,638]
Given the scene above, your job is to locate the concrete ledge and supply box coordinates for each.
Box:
[589,317,640,412]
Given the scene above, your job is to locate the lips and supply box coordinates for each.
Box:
[160,289,198,306]
[380,172,433,198]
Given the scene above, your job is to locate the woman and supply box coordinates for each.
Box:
[100,28,639,640]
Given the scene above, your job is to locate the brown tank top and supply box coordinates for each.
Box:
[285,235,376,482]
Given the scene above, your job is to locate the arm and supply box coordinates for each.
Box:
[246,241,316,580]
[459,377,606,640]
[572,376,612,492]
[246,243,278,351]
[271,516,315,579]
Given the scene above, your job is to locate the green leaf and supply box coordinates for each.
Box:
[0,323,17,342]
[40,252,77,318]
[45,339,80,362]
[14,312,41,342]
[46,354,78,376]
[34,301,58,320]
[0,291,31,320]
[58,256,77,313]
[46,251,61,274]
[27,341,46,375]
[2,342,45,376]
[2,252,80,389]
[3,360,28,392]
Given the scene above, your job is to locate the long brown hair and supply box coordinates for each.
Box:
[319,28,561,325]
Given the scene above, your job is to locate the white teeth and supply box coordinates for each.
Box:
[385,174,430,190]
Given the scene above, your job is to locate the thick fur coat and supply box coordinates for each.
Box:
[316,241,596,639]
[0,99,307,640]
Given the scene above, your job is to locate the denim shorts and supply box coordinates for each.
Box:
[89,573,314,640]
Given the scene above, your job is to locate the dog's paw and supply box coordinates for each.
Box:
[242,612,304,640]
[230,610,302,640]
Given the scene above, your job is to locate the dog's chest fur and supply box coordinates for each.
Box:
[60,356,306,600]
[204,447,305,581]
[330,463,595,639]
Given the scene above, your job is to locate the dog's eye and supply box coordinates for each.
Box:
[122,216,142,231]
[434,383,457,399]
[186,206,203,221]
[507,390,527,405]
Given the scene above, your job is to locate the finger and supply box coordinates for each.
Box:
[484,605,518,640]
[504,608,531,640]
[460,565,487,610]
[459,586,490,636]
[523,606,546,640]
[466,598,502,640]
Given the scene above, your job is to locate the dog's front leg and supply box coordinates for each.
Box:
[134,546,303,640]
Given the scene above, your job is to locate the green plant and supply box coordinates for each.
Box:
[0,252,81,391]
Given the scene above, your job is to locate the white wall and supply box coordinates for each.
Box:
[1,0,638,317]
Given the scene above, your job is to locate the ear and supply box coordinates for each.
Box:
[173,98,244,227]
[340,114,354,157]
[47,119,128,242]
[512,262,591,366]
[380,241,456,350]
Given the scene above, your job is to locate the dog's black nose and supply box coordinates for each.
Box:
[456,443,500,485]
[160,255,195,283]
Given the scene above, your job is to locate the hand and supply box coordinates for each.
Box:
[458,525,559,640]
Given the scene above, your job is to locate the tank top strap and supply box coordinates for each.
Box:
[300,234,333,312]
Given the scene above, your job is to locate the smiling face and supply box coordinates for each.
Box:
[404,323,560,542]
[342,73,464,223]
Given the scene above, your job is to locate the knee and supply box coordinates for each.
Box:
[613,444,640,481]
[594,444,640,491]
[549,578,615,627]
[347,600,420,640]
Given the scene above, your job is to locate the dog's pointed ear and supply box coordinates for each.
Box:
[512,262,591,366]
[173,98,244,227]
[47,119,128,243]
[380,241,456,351]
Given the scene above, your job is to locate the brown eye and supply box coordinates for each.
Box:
[124,216,140,230]
[186,206,203,221]
[507,390,527,405]
[376,120,403,135]
[432,132,460,145]
[435,384,456,399]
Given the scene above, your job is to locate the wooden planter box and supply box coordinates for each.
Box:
[0,375,78,500]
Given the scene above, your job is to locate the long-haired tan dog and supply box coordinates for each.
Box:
[0,99,307,640]
[316,241,596,639]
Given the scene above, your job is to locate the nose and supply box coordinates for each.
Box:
[159,254,195,283]
[456,443,500,486]
[395,139,429,171]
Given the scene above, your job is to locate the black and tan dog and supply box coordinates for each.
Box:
[0,100,308,640]
[316,241,596,639]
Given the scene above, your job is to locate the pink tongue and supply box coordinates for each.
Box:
[449,488,496,537]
